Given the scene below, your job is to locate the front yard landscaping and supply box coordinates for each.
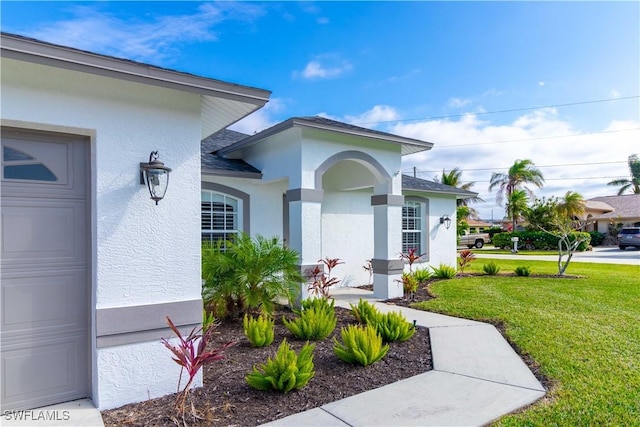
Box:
[412,258,639,426]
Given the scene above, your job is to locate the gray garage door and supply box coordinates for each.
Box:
[1,128,89,411]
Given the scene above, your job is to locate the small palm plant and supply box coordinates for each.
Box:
[202,233,304,319]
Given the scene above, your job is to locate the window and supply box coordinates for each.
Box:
[402,200,422,254]
[2,146,57,182]
[201,191,240,245]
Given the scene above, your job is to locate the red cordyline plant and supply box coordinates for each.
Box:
[306,257,344,298]
[399,248,425,272]
[458,249,476,274]
[161,316,235,417]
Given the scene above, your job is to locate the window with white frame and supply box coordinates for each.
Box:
[402,200,422,254]
[201,191,240,245]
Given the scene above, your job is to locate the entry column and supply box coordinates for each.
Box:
[286,188,323,302]
[371,194,404,299]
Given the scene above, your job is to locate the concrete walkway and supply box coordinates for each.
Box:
[262,287,546,427]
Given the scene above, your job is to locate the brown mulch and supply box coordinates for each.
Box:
[101,305,432,427]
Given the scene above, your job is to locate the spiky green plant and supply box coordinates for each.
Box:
[246,339,315,392]
[431,264,457,279]
[482,261,501,276]
[374,311,416,342]
[243,314,275,348]
[202,233,303,319]
[350,298,380,325]
[333,324,389,366]
[515,265,532,277]
[283,299,337,340]
[412,268,432,284]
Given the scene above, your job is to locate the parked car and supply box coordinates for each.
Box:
[617,227,640,250]
[459,232,490,249]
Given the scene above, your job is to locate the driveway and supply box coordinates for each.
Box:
[473,246,640,266]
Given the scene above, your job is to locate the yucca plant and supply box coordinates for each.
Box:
[333,324,389,366]
[283,299,337,340]
[431,263,457,279]
[202,233,304,319]
[243,314,275,347]
[482,261,501,275]
[246,339,315,392]
[350,298,380,325]
[374,311,416,342]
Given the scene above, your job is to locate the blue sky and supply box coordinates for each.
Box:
[2,1,639,220]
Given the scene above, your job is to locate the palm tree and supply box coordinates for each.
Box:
[556,191,585,219]
[506,189,529,230]
[438,168,484,217]
[489,159,544,227]
[607,154,640,195]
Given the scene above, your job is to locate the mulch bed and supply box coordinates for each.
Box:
[101,305,432,426]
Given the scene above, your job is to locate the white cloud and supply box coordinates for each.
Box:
[538,81,545,86]
[447,97,472,108]
[610,89,621,98]
[392,111,639,220]
[26,3,265,63]
[344,105,401,126]
[229,98,285,135]
[294,55,352,80]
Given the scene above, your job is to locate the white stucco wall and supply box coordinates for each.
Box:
[321,190,374,287]
[2,58,203,409]
[409,193,458,270]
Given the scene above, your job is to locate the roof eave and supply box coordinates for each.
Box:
[1,32,271,104]
[218,117,434,156]
[201,168,263,180]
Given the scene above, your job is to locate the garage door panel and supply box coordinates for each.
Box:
[1,337,87,409]
[1,201,85,264]
[1,130,89,411]
[1,271,87,335]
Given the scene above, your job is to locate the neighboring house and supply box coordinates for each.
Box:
[1,33,475,413]
[465,219,494,233]
[583,194,640,232]
[201,118,476,298]
[1,33,269,411]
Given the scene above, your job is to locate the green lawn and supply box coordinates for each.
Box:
[413,259,640,426]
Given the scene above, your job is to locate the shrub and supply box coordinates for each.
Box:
[306,257,344,298]
[399,248,424,272]
[350,298,380,325]
[399,272,419,298]
[482,261,501,275]
[492,231,591,251]
[589,231,606,247]
[246,339,315,393]
[412,268,432,284]
[374,311,416,342]
[431,264,457,279]
[283,298,337,340]
[333,324,389,366]
[458,250,476,274]
[202,233,304,319]
[243,314,275,348]
[515,265,532,277]
[162,317,234,416]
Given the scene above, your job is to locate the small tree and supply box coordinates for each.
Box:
[539,217,590,276]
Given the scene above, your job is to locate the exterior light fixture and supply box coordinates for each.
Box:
[440,214,452,229]
[140,151,172,205]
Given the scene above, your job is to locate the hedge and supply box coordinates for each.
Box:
[492,231,591,251]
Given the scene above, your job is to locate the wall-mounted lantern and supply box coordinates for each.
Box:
[140,151,172,205]
[439,214,452,229]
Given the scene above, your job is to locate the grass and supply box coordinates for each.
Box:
[413,258,640,426]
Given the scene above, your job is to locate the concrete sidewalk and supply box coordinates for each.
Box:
[262,288,546,427]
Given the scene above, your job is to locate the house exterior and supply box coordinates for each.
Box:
[1,33,474,412]
[583,194,640,233]
[201,118,475,300]
[1,33,270,411]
